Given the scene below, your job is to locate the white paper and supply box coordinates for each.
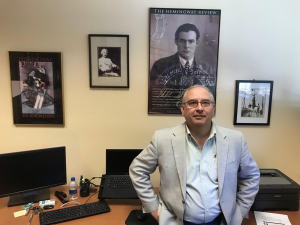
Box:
[254,211,292,225]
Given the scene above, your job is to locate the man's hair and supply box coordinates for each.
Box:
[101,48,108,55]
[181,85,215,104]
[175,23,200,41]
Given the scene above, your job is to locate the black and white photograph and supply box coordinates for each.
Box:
[234,80,274,125]
[98,47,121,77]
[148,8,221,114]
[89,34,129,88]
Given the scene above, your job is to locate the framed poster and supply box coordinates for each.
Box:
[9,51,63,125]
[89,34,129,88]
[148,8,221,114]
[234,80,274,125]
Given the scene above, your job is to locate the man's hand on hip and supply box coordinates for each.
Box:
[151,208,158,221]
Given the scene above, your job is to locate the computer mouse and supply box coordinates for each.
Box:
[43,205,54,210]
[136,210,147,221]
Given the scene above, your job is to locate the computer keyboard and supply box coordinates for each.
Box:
[108,175,133,188]
[39,200,110,225]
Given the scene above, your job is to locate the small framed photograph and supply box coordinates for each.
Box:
[9,51,64,125]
[234,80,274,125]
[89,34,129,88]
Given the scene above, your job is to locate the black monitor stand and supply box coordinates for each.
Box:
[8,188,50,207]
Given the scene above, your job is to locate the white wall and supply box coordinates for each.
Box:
[0,0,299,186]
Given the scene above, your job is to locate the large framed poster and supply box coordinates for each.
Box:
[9,51,64,125]
[148,8,221,114]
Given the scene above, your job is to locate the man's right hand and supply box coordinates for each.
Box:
[151,208,159,221]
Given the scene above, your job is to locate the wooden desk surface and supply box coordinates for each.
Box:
[0,186,299,225]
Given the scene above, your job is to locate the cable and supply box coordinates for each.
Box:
[88,177,102,183]
[84,190,100,204]
[90,182,100,187]
[88,177,102,187]
[60,201,81,207]
[79,176,102,203]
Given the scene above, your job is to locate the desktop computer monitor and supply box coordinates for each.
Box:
[0,146,66,207]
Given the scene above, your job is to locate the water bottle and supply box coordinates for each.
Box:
[69,177,78,200]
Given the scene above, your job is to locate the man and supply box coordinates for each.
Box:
[150,24,214,87]
[129,85,260,225]
[98,48,120,76]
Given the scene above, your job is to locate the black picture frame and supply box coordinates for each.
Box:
[148,8,221,114]
[234,80,274,125]
[9,51,64,125]
[89,34,129,88]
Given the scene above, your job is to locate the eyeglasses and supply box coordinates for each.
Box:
[182,100,214,108]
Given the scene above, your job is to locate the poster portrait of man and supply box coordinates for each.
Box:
[148,8,221,114]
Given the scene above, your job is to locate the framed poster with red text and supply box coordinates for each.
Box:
[9,51,64,125]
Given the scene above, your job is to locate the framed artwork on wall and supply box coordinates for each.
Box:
[89,34,129,88]
[9,51,64,125]
[234,80,274,125]
[148,8,221,114]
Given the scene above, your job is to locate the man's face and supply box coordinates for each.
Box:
[180,87,215,128]
[101,50,108,58]
[175,31,199,61]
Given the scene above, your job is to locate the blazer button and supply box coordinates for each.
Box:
[182,200,185,204]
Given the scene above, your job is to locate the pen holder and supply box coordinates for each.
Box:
[80,178,90,197]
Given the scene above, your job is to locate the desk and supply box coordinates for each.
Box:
[0,186,299,225]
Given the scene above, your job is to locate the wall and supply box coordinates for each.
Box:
[0,0,299,187]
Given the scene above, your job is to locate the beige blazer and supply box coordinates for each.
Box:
[129,123,260,225]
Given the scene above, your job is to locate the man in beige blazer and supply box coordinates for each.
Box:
[129,85,260,225]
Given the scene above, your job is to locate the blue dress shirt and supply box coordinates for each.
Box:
[184,123,221,223]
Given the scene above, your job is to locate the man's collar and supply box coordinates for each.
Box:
[209,122,217,139]
[185,122,216,139]
[178,54,194,67]
[186,124,191,136]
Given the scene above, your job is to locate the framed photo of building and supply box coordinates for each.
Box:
[9,51,64,125]
[89,34,129,88]
[148,8,221,114]
[234,80,274,125]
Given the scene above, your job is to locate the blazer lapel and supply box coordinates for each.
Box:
[171,123,186,200]
[215,125,229,198]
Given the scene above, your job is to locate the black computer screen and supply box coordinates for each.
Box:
[106,149,142,175]
[0,147,66,199]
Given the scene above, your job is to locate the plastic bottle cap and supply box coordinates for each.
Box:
[71,177,75,181]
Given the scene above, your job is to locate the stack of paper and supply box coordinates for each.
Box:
[254,211,292,225]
